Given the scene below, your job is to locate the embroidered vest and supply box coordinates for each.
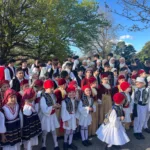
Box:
[134,89,149,105]
[113,105,124,117]
[121,92,131,108]
[81,94,94,107]
[64,98,78,114]
[42,93,55,106]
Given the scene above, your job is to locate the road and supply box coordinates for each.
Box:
[33,127,150,150]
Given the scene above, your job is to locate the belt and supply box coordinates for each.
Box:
[138,101,147,106]
[50,109,56,115]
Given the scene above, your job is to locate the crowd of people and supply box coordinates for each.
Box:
[0,53,150,150]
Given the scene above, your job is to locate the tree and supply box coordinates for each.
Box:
[136,41,150,61]
[0,0,108,61]
[114,41,136,60]
[105,0,150,31]
[78,8,119,58]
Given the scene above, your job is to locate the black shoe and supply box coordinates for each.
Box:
[144,128,150,133]
[112,145,121,149]
[86,140,92,146]
[139,133,145,139]
[54,146,60,150]
[134,133,141,140]
[82,140,88,146]
[41,147,46,150]
[63,143,68,150]
[105,145,112,150]
[68,143,78,150]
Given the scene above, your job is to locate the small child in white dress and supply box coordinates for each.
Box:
[78,85,96,147]
[96,92,130,150]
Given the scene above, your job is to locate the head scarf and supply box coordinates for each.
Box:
[2,89,16,106]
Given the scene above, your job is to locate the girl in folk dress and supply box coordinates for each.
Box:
[40,80,60,150]
[61,86,78,150]
[22,88,42,150]
[78,85,96,147]
[96,93,130,150]
[88,77,99,136]
[1,89,22,150]
[0,80,10,109]
[120,82,132,130]
[0,111,6,148]
[98,74,112,125]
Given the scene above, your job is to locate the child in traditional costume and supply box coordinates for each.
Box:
[132,77,149,140]
[98,74,112,125]
[61,86,78,150]
[96,93,130,150]
[0,80,10,109]
[40,80,60,150]
[1,89,22,150]
[88,77,98,136]
[120,82,132,130]
[78,85,96,146]
[22,88,42,150]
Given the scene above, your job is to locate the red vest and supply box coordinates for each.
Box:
[0,66,5,81]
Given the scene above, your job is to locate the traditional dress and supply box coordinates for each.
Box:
[88,87,98,136]
[61,95,79,149]
[98,84,112,124]
[96,105,130,146]
[22,101,42,150]
[54,85,67,136]
[78,92,96,144]
[40,92,60,149]
[61,97,79,130]
[1,104,22,150]
[132,87,149,135]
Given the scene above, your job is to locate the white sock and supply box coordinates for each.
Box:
[80,126,85,141]
[107,144,112,147]
[85,127,88,140]
[52,130,58,147]
[42,131,47,147]
[69,130,74,145]
[64,130,70,143]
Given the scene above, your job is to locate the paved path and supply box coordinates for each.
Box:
[33,128,150,150]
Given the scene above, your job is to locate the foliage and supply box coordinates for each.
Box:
[105,0,150,31]
[0,0,108,62]
[136,41,150,61]
[114,41,136,60]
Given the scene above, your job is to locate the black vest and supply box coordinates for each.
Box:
[12,77,21,92]
[64,98,78,114]
[113,105,125,117]
[7,66,15,79]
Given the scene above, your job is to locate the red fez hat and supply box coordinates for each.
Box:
[43,80,54,89]
[138,69,145,76]
[101,74,108,79]
[67,86,76,93]
[20,79,29,87]
[89,77,96,84]
[131,74,137,80]
[118,75,125,80]
[34,79,43,87]
[68,80,77,87]
[82,85,91,92]
[120,82,130,91]
[22,88,36,100]
[58,78,66,86]
[0,80,9,88]
[113,93,125,105]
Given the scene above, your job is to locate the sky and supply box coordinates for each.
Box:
[71,0,150,56]
[100,0,150,52]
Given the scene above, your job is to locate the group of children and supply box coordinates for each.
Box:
[0,57,150,150]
